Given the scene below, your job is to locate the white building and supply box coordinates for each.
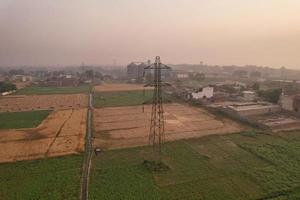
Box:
[223,102,281,117]
[280,95,293,111]
[242,91,256,101]
[191,87,214,99]
[13,75,32,82]
[176,73,189,79]
[1,90,16,96]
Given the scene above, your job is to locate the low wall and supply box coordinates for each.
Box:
[237,106,281,117]
[217,107,270,130]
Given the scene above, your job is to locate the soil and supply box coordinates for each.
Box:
[93,103,245,150]
[0,108,87,163]
[0,94,88,112]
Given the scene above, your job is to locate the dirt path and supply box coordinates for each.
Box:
[81,93,93,200]
[44,109,74,157]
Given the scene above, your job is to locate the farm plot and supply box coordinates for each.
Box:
[89,131,300,200]
[93,103,244,149]
[0,155,82,200]
[0,110,50,129]
[94,83,153,92]
[0,94,88,112]
[14,85,91,95]
[93,90,153,108]
[93,90,174,108]
[0,108,87,163]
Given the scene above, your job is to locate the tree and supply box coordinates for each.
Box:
[233,70,248,78]
[0,82,17,93]
[94,72,103,80]
[9,69,24,75]
[258,88,282,103]
[250,71,261,79]
[175,79,183,87]
[85,70,94,79]
[252,82,260,91]
[222,85,237,94]
[194,73,205,82]
[283,82,300,95]
[144,72,153,84]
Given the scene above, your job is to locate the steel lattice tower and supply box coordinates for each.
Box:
[144,56,170,157]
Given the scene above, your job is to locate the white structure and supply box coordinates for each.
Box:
[22,76,27,82]
[280,94,295,111]
[176,73,189,79]
[1,90,16,96]
[215,81,246,88]
[13,75,32,82]
[242,91,256,101]
[191,87,214,99]
[224,102,281,117]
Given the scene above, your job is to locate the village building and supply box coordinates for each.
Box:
[242,91,256,101]
[293,95,300,114]
[191,87,214,100]
[176,73,189,79]
[280,94,300,114]
[127,62,146,81]
[224,102,280,117]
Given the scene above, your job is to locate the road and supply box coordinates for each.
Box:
[80,92,93,200]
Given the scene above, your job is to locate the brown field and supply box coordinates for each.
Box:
[0,94,88,112]
[93,103,245,149]
[94,83,153,92]
[14,81,31,89]
[0,108,87,163]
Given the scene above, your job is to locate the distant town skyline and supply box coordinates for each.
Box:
[1,0,300,69]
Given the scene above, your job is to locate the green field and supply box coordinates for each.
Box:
[15,85,91,95]
[0,155,83,200]
[0,110,50,129]
[89,131,300,200]
[93,90,175,108]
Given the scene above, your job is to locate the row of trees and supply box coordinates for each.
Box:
[257,88,282,103]
[233,70,262,78]
[0,82,17,93]
[252,82,282,103]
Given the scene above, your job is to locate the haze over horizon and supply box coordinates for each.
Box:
[1,0,300,69]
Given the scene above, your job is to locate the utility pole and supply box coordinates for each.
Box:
[144,56,170,159]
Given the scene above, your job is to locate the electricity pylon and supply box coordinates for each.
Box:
[144,56,171,158]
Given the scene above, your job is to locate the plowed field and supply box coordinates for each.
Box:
[0,94,88,112]
[0,108,87,163]
[93,103,244,149]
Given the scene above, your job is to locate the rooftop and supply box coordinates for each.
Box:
[229,104,279,112]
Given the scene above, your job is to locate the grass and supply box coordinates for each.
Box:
[93,90,175,108]
[0,155,83,200]
[14,85,91,95]
[0,110,50,129]
[89,131,300,200]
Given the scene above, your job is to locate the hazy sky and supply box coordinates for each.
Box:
[1,0,300,68]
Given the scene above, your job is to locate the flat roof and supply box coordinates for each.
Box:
[228,104,279,111]
[242,91,255,94]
